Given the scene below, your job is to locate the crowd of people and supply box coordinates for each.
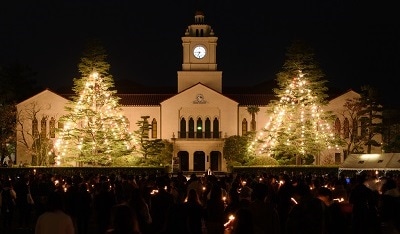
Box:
[0,169,400,234]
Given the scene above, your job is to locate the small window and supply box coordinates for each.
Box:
[378,160,383,163]
[358,160,365,164]
[334,118,341,137]
[242,118,248,135]
[151,118,157,139]
[41,116,47,138]
[49,117,56,138]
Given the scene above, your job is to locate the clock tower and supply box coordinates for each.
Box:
[177,11,223,93]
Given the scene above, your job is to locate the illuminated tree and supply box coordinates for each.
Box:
[55,39,133,166]
[251,40,343,164]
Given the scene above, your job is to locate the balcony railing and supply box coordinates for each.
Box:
[178,131,222,139]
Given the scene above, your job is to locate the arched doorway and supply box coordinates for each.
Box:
[193,151,205,171]
[178,151,189,171]
[210,151,221,171]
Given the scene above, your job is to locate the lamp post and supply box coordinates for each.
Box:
[171,132,176,173]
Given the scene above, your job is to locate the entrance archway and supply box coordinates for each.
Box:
[178,151,189,171]
[210,151,221,171]
[193,151,205,171]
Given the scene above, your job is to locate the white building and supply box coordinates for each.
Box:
[16,12,382,171]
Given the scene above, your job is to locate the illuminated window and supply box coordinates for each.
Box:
[49,117,55,138]
[151,118,157,139]
[197,118,203,138]
[242,118,248,135]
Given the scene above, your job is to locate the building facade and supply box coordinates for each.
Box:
[15,12,382,171]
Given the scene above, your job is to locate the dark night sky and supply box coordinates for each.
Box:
[1,1,399,107]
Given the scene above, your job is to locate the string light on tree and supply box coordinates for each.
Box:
[55,40,133,166]
[250,69,342,164]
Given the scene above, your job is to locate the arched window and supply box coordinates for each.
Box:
[180,118,186,138]
[335,118,341,137]
[50,117,55,138]
[205,118,211,138]
[32,117,38,138]
[188,118,195,138]
[151,118,157,139]
[41,116,47,138]
[344,118,350,139]
[196,118,203,138]
[213,118,219,138]
[352,119,358,137]
[242,118,248,136]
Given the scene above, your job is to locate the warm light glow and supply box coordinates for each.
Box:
[250,69,340,159]
[291,197,298,204]
[224,214,236,227]
[54,69,134,165]
[150,189,159,195]
[360,154,380,160]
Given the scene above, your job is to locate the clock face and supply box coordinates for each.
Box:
[193,46,206,59]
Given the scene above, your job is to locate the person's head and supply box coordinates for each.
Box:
[187,188,201,204]
[190,173,198,181]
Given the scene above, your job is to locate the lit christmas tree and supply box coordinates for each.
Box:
[251,40,343,164]
[55,40,133,166]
